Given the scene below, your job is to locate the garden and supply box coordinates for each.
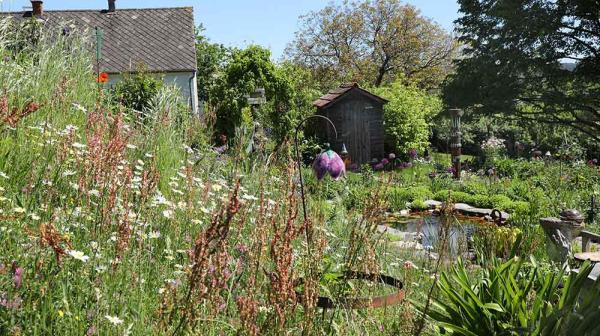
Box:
[1,0,600,335]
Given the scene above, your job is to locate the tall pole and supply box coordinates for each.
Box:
[449,108,464,179]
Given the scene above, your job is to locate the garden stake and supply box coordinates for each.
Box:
[293,115,337,223]
[294,115,336,335]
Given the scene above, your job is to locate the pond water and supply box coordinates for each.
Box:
[387,215,480,256]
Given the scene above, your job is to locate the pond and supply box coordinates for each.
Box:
[385,214,483,257]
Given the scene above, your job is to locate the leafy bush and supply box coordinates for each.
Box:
[460,179,488,196]
[387,186,432,211]
[489,194,512,209]
[372,79,442,154]
[475,225,522,258]
[409,199,428,211]
[113,67,163,112]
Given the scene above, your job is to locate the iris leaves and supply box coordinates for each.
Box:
[417,257,600,335]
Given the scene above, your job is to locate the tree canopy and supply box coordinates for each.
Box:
[445,0,600,142]
[372,79,442,154]
[285,0,457,89]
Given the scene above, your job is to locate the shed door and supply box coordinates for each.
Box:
[354,116,371,164]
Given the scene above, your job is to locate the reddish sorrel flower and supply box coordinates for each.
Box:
[13,267,23,288]
[97,72,109,84]
[312,149,345,180]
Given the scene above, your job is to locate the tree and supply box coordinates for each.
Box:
[445,0,600,142]
[211,45,298,144]
[372,79,442,154]
[195,25,228,104]
[285,0,457,89]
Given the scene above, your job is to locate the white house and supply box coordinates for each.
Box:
[1,0,199,113]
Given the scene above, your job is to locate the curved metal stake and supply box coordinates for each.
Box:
[293,115,338,222]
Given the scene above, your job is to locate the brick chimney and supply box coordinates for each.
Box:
[31,0,43,16]
[108,0,116,12]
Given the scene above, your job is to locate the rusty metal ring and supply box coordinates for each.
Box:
[295,271,404,309]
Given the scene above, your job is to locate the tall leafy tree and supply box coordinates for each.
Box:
[446,0,600,142]
[195,25,228,104]
[285,0,457,89]
[211,45,298,144]
[372,79,442,154]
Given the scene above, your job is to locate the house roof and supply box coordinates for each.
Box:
[313,83,388,109]
[0,7,197,73]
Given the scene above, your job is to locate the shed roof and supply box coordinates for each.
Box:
[0,7,197,73]
[313,83,388,109]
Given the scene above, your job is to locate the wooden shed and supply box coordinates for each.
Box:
[313,83,388,165]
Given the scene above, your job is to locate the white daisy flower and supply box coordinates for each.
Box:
[67,250,90,263]
[105,315,124,326]
[162,209,174,219]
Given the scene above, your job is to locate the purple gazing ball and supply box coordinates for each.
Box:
[312,149,345,181]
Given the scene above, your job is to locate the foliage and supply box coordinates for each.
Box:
[475,225,523,258]
[285,0,457,89]
[195,25,228,105]
[388,186,432,211]
[445,0,600,142]
[112,67,163,112]
[372,79,442,154]
[421,258,600,336]
[209,45,302,144]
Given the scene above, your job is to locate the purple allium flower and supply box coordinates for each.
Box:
[447,166,456,174]
[381,158,389,165]
[312,149,345,181]
[388,153,396,160]
[405,162,412,168]
[374,163,384,171]
[408,149,418,159]
[13,267,23,289]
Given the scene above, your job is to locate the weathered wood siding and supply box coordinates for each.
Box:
[318,90,385,165]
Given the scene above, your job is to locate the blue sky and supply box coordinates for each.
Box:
[0,0,460,59]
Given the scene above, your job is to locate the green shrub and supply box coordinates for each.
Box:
[387,186,432,212]
[433,189,452,202]
[461,179,488,195]
[469,194,493,208]
[113,66,163,112]
[489,194,512,209]
[410,199,428,211]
